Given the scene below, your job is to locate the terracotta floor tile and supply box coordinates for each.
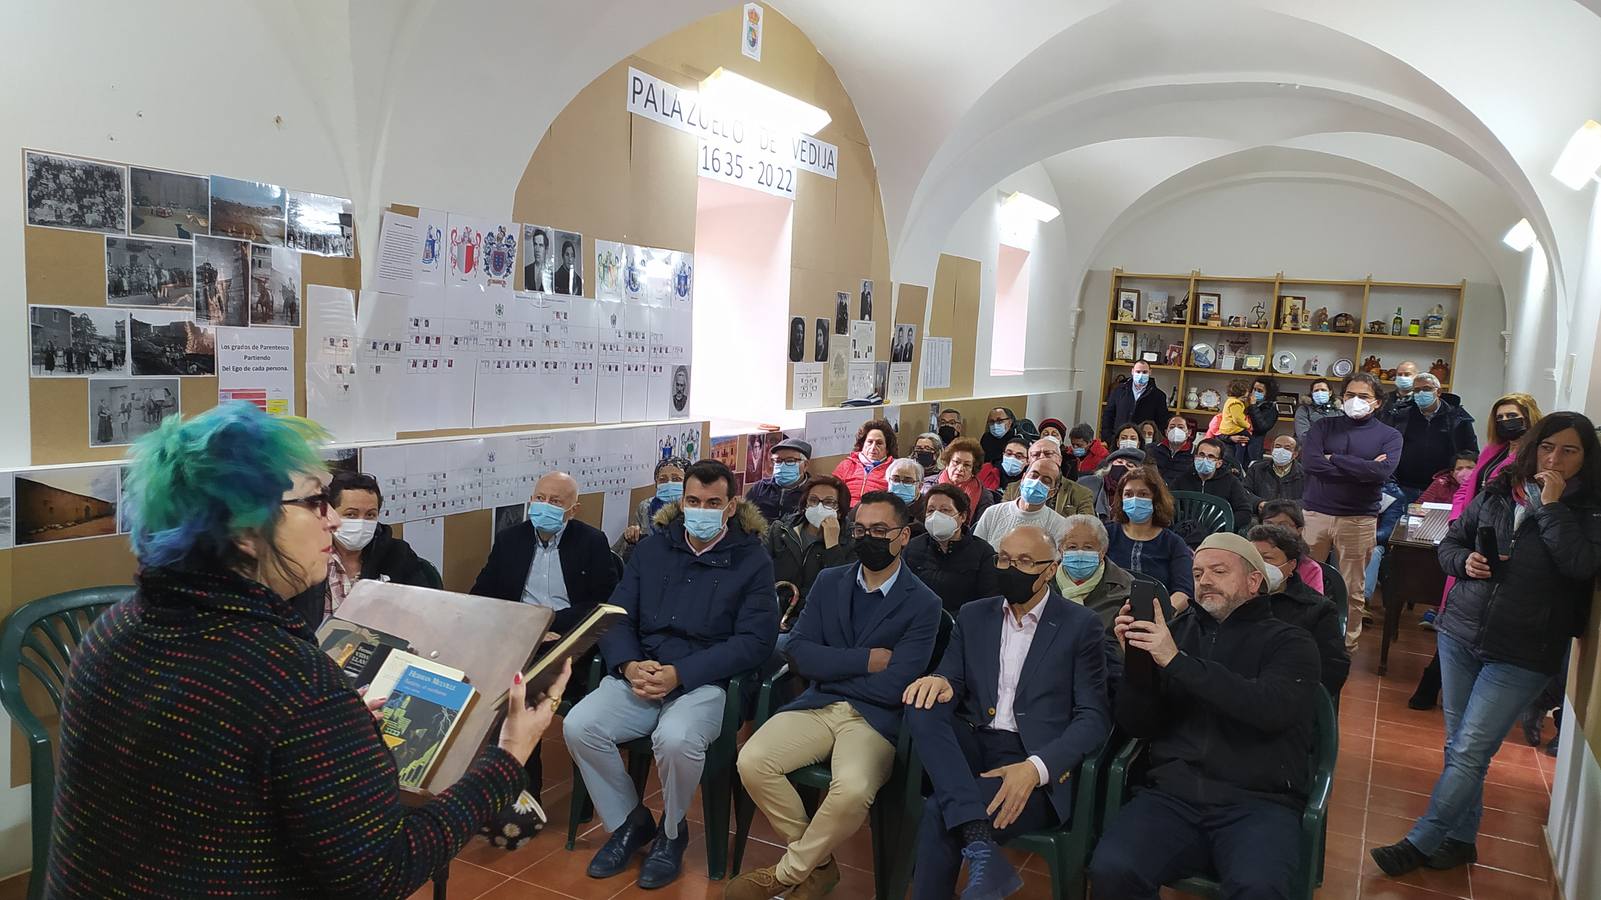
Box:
[1374,738,1444,772]
[1358,872,1467,899]
[514,832,646,897]
[474,881,585,900]
[1322,829,1367,874]
[1340,697,1380,720]
[1477,807,1547,846]
[1363,810,1419,845]
[1327,800,1367,839]
[456,834,564,877]
[1360,852,1472,898]
[1473,834,1552,880]
[1480,783,1551,818]
[405,860,509,900]
[1364,785,1431,820]
[1482,759,1549,793]
[607,872,719,900]
[1314,864,1362,898]
[1374,720,1449,751]
[1470,864,1555,899]
[1370,761,1443,795]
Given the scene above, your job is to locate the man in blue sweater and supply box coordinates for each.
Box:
[728,491,943,900]
[564,459,777,889]
[1300,372,1402,652]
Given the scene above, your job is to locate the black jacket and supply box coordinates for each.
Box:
[979,406,1024,465]
[1244,459,1306,506]
[1171,469,1261,538]
[1386,392,1479,491]
[1100,382,1169,441]
[1246,398,1280,435]
[287,523,435,628]
[902,531,998,615]
[470,518,622,635]
[1116,595,1320,808]
[1151,442,1194,486]
[765,511,855,598]
[1270,575,1350,699]
[1437,480,1601,674]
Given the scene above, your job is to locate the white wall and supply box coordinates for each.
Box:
[1081,179,1510,415]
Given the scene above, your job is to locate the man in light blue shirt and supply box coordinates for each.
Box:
[522,472,578,612]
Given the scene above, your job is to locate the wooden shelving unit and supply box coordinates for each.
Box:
[1099,269,1465,430]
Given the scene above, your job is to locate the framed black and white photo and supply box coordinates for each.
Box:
[29,305,130,378]
[670,365,690,415]
[193,235,251,326]
[26,151,126,235]
[859,279,874,321]
[552,229,584,295]
[209,175,286,246]
[89,378,179,448]
[1116,289,1139,322]
[834,291,849,334]
[285,190,354,257]
[522,225,554,292]
[892,324,917,363]
[129,167,209,239]
[814,318,830,362]
[106,237,194,309]
[788,316,806,362]
[130,310,214,376]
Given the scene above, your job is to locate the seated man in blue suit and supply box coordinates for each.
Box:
[729,491,943,900]
[903,525,1112,900]
[562,459,777,890]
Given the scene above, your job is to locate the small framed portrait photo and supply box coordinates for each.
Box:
[1197,292,1221,324]
[1116,289,1140,322]
[1113,329,1136,361]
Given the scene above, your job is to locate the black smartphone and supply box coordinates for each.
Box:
[1476,526,1500,577]
[1129,580,1160,622]
[1123,581,1161,687]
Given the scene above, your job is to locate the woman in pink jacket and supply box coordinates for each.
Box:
[1409,392,1542,709]
[831,417,897,504]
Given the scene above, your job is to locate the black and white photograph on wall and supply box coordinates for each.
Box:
[493,502,526,537]
[15,466,120,545]
[249,244,302,327]
[193,235,251,326]
[209,175,287,246]
[106,237,195,309]
[892,324,917,363]
[873,361,890,400]
[522,224,553,292]
[29,305,129,378]
[814,318,830,362]
[0,493,13,550]
[788,316,806,362]
[286,190,355,256]
[552,229,584,295]
[859,279,874,321]
[130,310,215,376]
[25,151,126,234]
[89,378,179,448]
[322,447,359,478]
[671,365,691,416]
[834,291,849,334]
[128,167,210,239]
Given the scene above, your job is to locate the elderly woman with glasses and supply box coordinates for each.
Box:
[46,403,571,899]
[924,436,998,524]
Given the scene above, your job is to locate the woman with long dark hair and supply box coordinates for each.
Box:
[1372,411,1601,877]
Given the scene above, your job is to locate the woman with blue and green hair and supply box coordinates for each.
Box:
[47,402,570,898]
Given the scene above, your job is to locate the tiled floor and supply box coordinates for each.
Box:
[410,610,1561,900]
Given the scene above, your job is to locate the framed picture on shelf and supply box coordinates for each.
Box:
[1112,329,1136,361]
[1278,295,1306,330]
[1144,291,1169,323]
[1116,289,1140,321]
[1197,292,1221,324]
[1139,350,1161,364]
[1164,342,1184,366]
[1242,353,1266,371]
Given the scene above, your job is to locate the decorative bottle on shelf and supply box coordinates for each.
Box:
[1408,319,1421,336]
[1390,307,1404,336]
[1187,386,1199,409]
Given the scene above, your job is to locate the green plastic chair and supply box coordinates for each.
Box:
[728,609,955,899]
[563,653,753,880]
[1319,561,1348,640]
[1101,686,1337,899]
[0,586,136,900]
[1170,491,1235,546]
[415,557,444,590]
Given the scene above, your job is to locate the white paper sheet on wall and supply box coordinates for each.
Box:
[888,362,912,403]
[850,320,875,361]
[792,362,823,409]
[405,516,446,580]
[921,336,953,389]
[0,474,13,551]
[216,326,296,416]
[804,408,873,458]
[305,285,366,440]
[375,211,419,296]
[602,489,630,544]
[847,362,876,399]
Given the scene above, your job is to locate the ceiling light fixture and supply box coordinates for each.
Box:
[1551,120,1601,190]
[1000,191,1061,223]
[1503,218,1536,252]
[699,67,831,135]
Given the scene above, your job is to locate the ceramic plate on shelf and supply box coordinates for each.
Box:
[1330,357,1354,378]
[1272,351,1297,374]
[1190,343,1216,369]
[1199,389,1221,410]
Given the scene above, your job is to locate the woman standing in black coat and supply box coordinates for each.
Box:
[1373,411,1601,878]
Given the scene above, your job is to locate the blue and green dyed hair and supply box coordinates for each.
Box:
[125,402,329,570]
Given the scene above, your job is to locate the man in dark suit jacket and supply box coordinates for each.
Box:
[903,525,1111,899]
[523,227,550,292]
[1100,360,1169,440]
[729,492,942,900]
[468,470,620,806]
[554,236,583,295]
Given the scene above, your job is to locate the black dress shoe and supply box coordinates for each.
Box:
[636,819,689,889]
[1426,838,1478,870]
[587,815,658,879]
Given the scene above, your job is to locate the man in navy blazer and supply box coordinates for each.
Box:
[729,492,942,900]
[904,525,1111,900]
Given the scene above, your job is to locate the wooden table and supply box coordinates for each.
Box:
[1376,508,1452,675]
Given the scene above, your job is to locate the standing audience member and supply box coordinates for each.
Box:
[1295,378,1343,442]
[564,461,776,889]
[747,439,815,522]
[903,483,998,614]
[1378,360,1422,423]
[1245,434,1306,509]
[923,437,998,526]
[1171,437,1261,534]
[616,457,688,560]
[1301,372,1402,651]
[1259,500,1326,593]
[1092,534,1320,900]
[1054,514,1136,632]
[1004,437,1095,516]
[730,493,941,900]
[973,457,1070,546]
[1068,423,1111,474]
[1107,466,1195,611]
[1101,361,1169,441]
[912,432,945,477]
[1250,524,1351,699]
[981,407,1023,466]
[1245,377,1281,463]
[1372,412,1601,877]
[979,436,1031,493]
[1151,415,1197,485]
[903,526,1111,899]
[832,420,896,505]
[765,474,854,607]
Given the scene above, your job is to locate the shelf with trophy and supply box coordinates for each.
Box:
[1101,268,1464,436]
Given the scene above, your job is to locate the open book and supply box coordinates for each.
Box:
[491,603,628,705]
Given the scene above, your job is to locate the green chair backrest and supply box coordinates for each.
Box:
[0,586,136,900]
[1171,491,1235,544]
[415,557,444,590]
[1318,561,1348,637]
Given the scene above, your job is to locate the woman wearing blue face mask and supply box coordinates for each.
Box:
[1053,514,1139,633]
[764,475,855,618]
[979,406,1019,467]
[1103,466,1194,611]
[615,457,689,560]
[1295,378,1343,443]
[977,437,1031,493]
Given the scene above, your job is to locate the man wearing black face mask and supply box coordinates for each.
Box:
[731,492,942,900]
[937,408,965,445]
[902,526,1111,899]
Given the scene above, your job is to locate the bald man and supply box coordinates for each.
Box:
[973,457,1072,546]
[470,470,621,824]
[903,525,1110,899]
[1003,438,1096,516]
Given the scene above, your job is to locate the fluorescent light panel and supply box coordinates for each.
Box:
[699,68,831,135]
[1551,120,1601,190]
[1503,218,1536,252]
[1000,191,1061,223]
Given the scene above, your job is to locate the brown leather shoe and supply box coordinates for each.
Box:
[724,865,788,900]
[791,857,841,900]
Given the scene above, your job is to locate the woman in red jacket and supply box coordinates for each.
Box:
[832,417,897,504]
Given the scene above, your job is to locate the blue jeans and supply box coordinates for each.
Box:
[1364,482,1417,600]
[1405,631,1549,852]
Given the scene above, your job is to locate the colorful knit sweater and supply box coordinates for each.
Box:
[46,566,527,898]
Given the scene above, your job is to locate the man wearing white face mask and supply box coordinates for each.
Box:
[1300,372,1402,651]
[297,471,437,627]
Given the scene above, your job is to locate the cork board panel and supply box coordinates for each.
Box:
[832,140,876,280]
[635,6,818,103]
[24,226,107,305]
[442,508,492,595]
[786,266,836,406]
[791,170,838,274]
[628,113,698,254]
[894,283,929,394]
[924,254,981,401]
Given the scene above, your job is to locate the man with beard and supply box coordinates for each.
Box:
[902,525,1111,899]
[1090,533,1319,899]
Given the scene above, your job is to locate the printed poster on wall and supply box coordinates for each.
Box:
[792,361,823,409]
[850,320,875,361]
[216,326,296,416]
[741,3,763,61]
[847,362,875,399]
[888,363,912,403]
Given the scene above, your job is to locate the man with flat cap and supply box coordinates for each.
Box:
[1090,532,1320,900]
[747,437,816,522]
